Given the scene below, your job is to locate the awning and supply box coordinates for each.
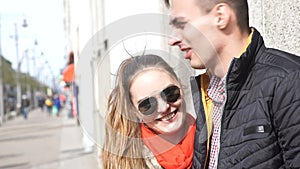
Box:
[62,64,74,82]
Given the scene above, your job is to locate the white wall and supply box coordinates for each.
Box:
[248,0,300,55]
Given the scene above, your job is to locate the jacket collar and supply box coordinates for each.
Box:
[226,28,265,88]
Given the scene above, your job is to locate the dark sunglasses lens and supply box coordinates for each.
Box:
[138,97,157,116]
[162,86,180,102]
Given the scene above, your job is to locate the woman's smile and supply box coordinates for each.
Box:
[156,109,178,122]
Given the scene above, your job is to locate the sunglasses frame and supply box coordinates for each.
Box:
[137,85,181,116]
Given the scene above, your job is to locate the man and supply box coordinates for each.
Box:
[164,0,300,168]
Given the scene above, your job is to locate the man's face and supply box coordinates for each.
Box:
[169,0,218,70]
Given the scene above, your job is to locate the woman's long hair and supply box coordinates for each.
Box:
[102,54,179,169]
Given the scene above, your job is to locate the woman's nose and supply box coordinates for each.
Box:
[156,97,170,113]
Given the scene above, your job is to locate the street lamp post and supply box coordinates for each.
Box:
[14,19,28,115]
[31,39,40,108]
[0,54,4,125]
[45,61,56,91]
[0,16,5,125]
[25,49,31,104]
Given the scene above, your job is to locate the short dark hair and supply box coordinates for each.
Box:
[164,0,171,8]
[164,0,249,32]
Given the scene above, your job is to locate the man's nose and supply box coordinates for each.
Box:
[168,37,182,46]
[168,29,182,46]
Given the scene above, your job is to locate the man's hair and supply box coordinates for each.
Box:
[164,0,249,32]
[164,0,171,8]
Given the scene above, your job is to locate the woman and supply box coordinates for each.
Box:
[102,54,196,169]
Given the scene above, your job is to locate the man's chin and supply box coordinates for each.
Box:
[190,62,205,69]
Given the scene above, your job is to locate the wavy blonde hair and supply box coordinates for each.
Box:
[102,54,179,169]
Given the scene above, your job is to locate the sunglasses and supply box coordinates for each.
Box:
[137,85,181,116]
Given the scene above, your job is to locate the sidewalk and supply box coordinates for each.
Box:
[0,108,100,169]
[59,110,100,169]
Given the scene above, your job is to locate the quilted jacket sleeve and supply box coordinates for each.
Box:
[272,70,300,168]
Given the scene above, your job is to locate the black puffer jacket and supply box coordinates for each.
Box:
[192,28,300,169]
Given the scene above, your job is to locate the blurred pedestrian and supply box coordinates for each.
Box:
[64,84,73,118]
[45,96,53,115]
[59,93,66,107]
[52,94,61,116]
[38,95,45,112]
[21,95,30,119]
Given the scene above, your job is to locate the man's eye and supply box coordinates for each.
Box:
[175,21,186,29]
[170,18,187,29]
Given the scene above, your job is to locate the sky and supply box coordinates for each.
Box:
[0,0,66,86]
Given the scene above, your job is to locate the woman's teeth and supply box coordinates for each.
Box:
[159,111,177,121]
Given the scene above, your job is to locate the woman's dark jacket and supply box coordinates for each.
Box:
[192,28,300,169]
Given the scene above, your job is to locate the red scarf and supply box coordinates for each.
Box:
[141,122,196,169]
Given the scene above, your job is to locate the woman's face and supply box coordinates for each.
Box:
[130,69,186,135]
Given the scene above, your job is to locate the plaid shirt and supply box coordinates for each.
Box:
[207,75,227,169]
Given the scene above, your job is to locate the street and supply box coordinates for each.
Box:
[0,108,99,169]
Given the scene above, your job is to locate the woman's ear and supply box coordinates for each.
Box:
[213,3,232,30]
